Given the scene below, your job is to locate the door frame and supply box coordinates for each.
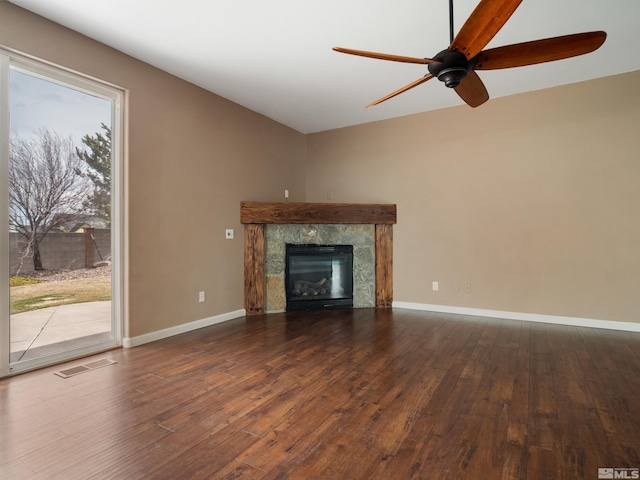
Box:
[0,47,127,377]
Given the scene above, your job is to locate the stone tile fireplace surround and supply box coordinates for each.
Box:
[241,202,397,315]
[266,224,374,312]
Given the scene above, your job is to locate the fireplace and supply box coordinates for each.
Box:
[241,201,396,315]
[285,244,354,311]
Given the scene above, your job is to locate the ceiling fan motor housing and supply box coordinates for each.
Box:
[428,49,470,88]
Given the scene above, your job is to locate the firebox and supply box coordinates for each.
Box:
[285,244,354,311]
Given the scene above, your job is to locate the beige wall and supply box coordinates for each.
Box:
[307,71,640,323]
[1,3,307,337]
[3,2,638,335]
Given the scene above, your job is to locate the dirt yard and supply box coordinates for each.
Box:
[10,265,111,314]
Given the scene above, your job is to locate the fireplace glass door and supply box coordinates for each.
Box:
[285,244,354,311]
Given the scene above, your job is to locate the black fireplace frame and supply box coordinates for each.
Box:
[285,243,354,311]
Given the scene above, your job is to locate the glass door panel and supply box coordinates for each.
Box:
[2,55,121,375]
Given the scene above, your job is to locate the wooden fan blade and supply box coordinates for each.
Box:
[366,75,434,108]
[333,47,441,65]
[474,31,607,70]
[454,70,489,108]
[450,0,522,59]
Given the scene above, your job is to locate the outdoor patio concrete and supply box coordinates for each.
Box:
[10,301,111,356]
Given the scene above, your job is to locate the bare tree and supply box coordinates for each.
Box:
[9,130,92,271]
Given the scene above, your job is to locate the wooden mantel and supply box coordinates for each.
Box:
[241,201,397,315]
[241,201,396,225]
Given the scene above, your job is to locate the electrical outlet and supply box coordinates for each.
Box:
[432,281,439,291]
[225,229,234,239]
[464,283,471,293]
[198,291,205,303]
[284,189,289,199]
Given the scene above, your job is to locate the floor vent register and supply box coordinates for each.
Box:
[54,358,117,378]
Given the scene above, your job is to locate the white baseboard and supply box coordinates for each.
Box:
[121,304,639,347]
[122,309,246,348]
[392,301,640,333]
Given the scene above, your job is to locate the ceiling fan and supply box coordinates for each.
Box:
[333,0,606,108]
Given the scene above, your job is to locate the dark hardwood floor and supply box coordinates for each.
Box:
[1,308,639,479]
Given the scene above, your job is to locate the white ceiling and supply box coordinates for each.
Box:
[10,0,640,133]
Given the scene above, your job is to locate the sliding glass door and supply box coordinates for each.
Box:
[1,49,124,376]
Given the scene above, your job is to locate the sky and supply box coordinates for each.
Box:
[9,68,112,146]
